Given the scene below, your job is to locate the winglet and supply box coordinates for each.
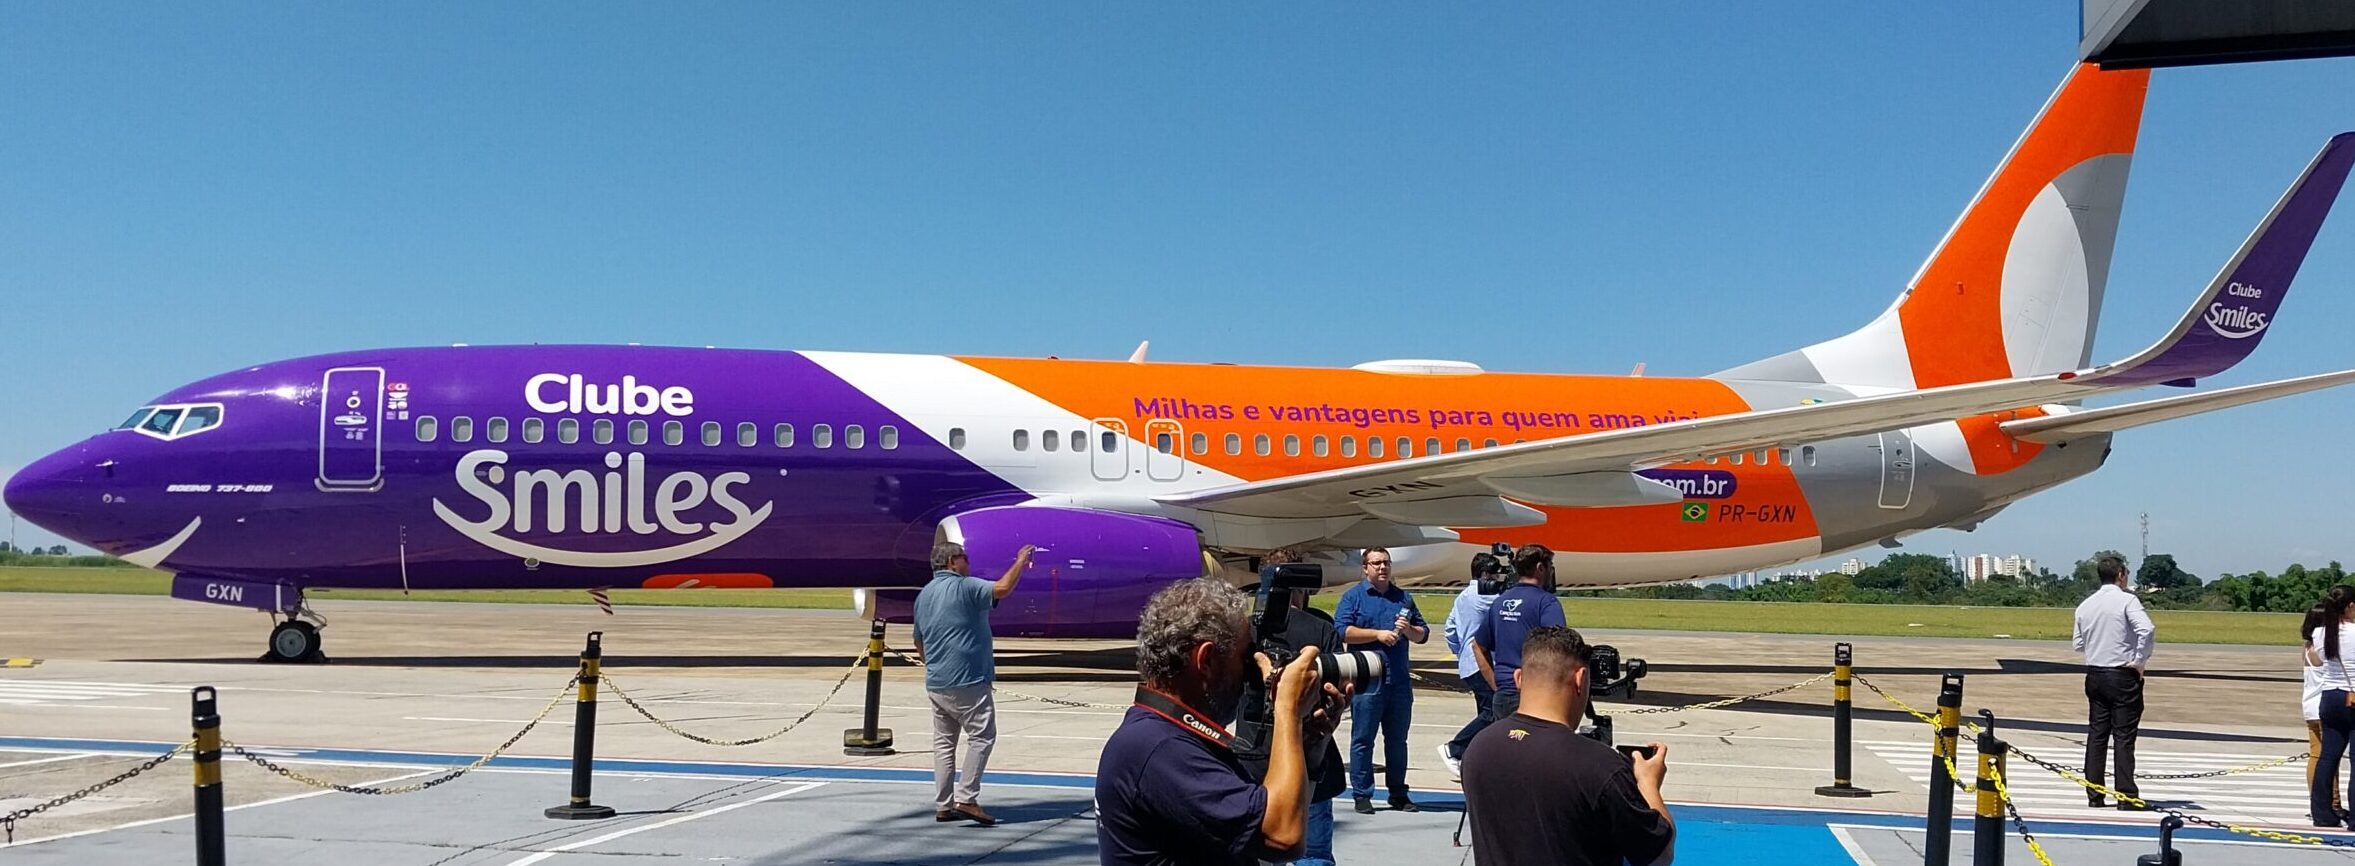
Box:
[2093,132,2355,386]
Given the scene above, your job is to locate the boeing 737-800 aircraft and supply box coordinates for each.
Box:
[8,64,2355,661]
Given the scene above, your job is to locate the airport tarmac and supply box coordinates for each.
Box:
[0,593,2341,864]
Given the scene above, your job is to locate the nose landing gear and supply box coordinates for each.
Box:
[262,600,328,664]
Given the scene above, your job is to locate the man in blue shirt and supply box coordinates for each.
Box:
[911,540,1033,825]
[1470,544,1566,723]
[1437,555,1502,780]
[1332,546,1429,814]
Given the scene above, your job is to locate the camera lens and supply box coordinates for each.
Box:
[1316,650,1385,684]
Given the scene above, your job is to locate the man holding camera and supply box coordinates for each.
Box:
[1098,579,1347,866]
[1437,552,1506,780]
[1462,627,1676,866]
[1235,553,1347,866]
[1332,546,1429,814]
[1469,545,1565,723]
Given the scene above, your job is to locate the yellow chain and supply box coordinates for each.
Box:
[1621,671,1834,714]
[223,678,573,795]
[599,655,865,746]
[1987,762,2055,866]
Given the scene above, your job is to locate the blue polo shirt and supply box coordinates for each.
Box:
[1096,707,1270,866]
[911,569,996,691]
[1332,581,1426,692]
[1470,583,1566,696]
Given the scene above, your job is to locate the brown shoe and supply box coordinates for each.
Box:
[936,809,959,822]
[953,802,999,826]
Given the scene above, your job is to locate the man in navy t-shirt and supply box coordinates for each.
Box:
[1096,579,1345,866]
[1470,544,1566,721]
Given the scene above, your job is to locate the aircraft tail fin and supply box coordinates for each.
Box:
[1715,64,2149,390]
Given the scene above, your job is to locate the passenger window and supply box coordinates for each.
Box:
[629,419,648,445]
[1155,433,1174,455]
[846,425,865,449]
[663,420,683,446]
[1190,432,1208,455]
[450,416,474,443]
[949,427,966,450]
[593,419,613,445]
[142,407,183,436]
[1041,430,1060,452]
[1225,433,1241,455]
[1778,447,1793,466]
[1368,437,1385,458]
[1254,434,1271,456]
[880,426,899,450]
[1284,435,1300,457]
[1455,438,1471,453]
[701,422,721,447]
[1705,454,1719,465]
[1100,431,1117,453]
[488,417,510,443]
[523,418,545,443]
[737,422,757,447]
[1397,437,1411,457]
[1484,438,1500,449]
[1013,429,1030,451]
[814,424,834,449]
[1072,430,1086,450]
[1311,435,1328,457]
[775,423,795,448]
[1754,449,1770,465]
[119,407,155,430]
[555,418,579,444]
[417,416,438,442]
[1802,445,1817,466]
[1731,451,1745,465]
[1340,437,1356,458]
[1424,437,1440,456]
[177,405,222,436]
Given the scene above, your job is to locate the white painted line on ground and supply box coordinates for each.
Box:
[1676,761,1823,773]
[1015,734,1109,741]
[3,768,439,848]
[8,704,171,711]
[1828,825,1880,866]
[1834,822,2339,851]
[404,716,574,726]
[0,753,94,770]
[501,781,826,865]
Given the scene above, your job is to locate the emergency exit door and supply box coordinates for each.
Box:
[1144,419,1185,482]
[1090,419,1130,482]
[1876,429,1915,510]
[318,366,385,492]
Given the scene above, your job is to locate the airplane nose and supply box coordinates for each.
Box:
[4,446,105,544]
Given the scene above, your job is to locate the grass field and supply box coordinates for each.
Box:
[0,566,2299,645]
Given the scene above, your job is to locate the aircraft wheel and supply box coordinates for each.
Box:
[266,621,323,663]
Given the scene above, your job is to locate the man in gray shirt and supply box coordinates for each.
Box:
[913,540,1034,825]
[2071,555,2155,809]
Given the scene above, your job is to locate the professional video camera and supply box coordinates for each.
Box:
[1577,644,1650,748]
[1469,542,1514,595]
[1252,563,1385,686]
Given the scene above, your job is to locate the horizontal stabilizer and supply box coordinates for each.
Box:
[2004,368,2355,443]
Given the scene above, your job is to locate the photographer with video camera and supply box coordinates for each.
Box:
[1462,627,1675,866]
[1234,551,1348,866]
[1437,547,1511,780]
[1469,544,1566,723]
[1097,579,1349,866]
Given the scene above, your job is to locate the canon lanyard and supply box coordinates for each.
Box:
[1132,686,1237,752]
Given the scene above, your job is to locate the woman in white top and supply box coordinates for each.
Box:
[2311,586,2355,828]
[2306,603,2341,824]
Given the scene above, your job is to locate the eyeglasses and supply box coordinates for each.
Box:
[1364,560,1392,568]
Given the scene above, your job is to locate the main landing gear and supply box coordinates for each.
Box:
[262,597,329,664]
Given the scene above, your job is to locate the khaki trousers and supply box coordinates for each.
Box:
[928,684,997,809]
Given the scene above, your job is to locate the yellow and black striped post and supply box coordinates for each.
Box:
[843,619,896,756]
[191,686,225,866]
[546,632,616,819]
[1816,642,1870,798]
[1924,673,1965,866]
[1972,709,2008,866]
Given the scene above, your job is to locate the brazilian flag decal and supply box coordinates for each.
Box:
[1679,502,1709,523]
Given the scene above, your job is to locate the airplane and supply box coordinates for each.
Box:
[7,64,2355,663]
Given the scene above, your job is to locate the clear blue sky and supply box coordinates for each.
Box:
[3,5,2351,579]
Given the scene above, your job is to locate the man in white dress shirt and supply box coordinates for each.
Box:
[2072,555,2155,810]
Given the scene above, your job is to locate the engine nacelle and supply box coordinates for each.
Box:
[860,505,1208,638]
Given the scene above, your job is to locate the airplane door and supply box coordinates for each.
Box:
[1090,419,1130,482]
[1144,419,1185,482]
[318,366,386,492]
[1876,429,1915,510]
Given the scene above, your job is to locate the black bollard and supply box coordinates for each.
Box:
[192,687,225,866]
[1972,709,2008,866]
[1816,642,1870,798]
[2136,815,2184,866]
[1924,673,1965,866]
[843,619,896,756]
[546,632,616,819]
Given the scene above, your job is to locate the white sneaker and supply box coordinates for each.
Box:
[1436,743,1461,780]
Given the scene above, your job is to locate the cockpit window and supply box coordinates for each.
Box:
[142,407,184,436]
[118,408,155,430]
[177,406,222,436]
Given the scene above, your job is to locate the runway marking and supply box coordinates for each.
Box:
[1678,761,1823,773]
[1828,826,1880,866]
[404,716,574,726]
[3,768,438,848]
[0,753,94,770]
[500,781,825,865]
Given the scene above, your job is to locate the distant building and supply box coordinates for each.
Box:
[1838,558,1866,576]
[1962,553,2036,583]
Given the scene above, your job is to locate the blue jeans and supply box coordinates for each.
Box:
[1348,684,1413,797]
[1293,797,1335,866]
[2317,689,2354,825]
[1444,674,1495,760]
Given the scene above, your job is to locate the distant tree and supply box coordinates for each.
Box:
[2135,554,2200,595]
[45,544,66,556]
[0,541,12,553]
[2072,550,2129,584]
[1815,572,1855,604]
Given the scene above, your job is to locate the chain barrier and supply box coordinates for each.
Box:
[223,678,573,796]
[887,649,1129,710]
[1619,671,1834,715]
[600,656,865,746]
[1853,674,2308,781]
[2005,745,2355,850]
[1988,761,2056,866]
[1,741,190,843]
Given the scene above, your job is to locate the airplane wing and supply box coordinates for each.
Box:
[2003,368,2355,443]
[1159,132,2354,524]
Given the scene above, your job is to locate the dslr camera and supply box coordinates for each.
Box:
[1253,563,1385,686]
